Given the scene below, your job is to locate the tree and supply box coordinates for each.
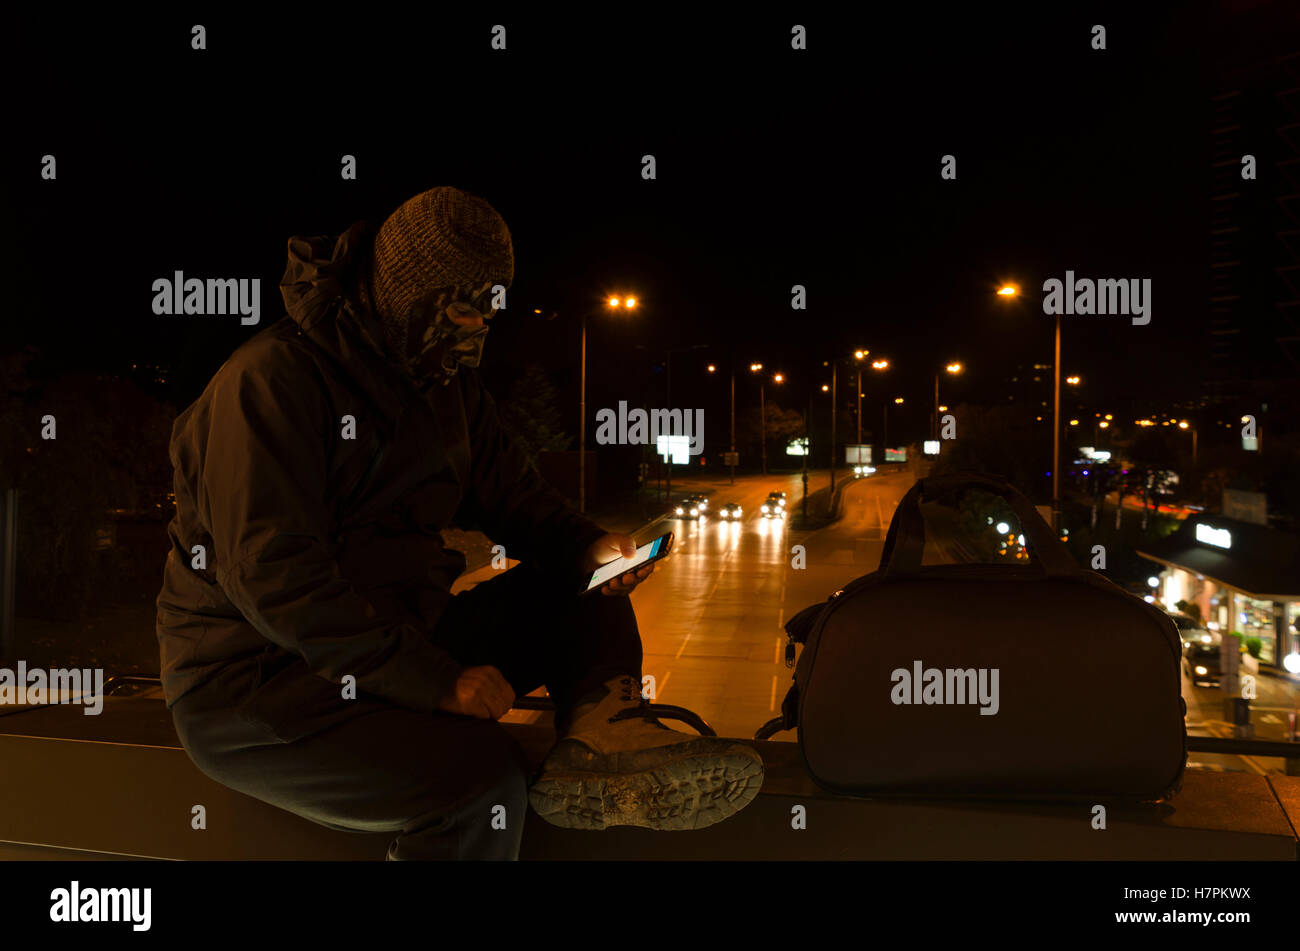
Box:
[497,363,571,466]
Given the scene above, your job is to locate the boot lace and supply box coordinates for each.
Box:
[618,675,644,704]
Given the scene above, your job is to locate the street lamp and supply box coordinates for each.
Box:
[707,363,737,484]
[853,350,868,468]
[884,396,903,452]
[751,363,768,475]
[998,281,1065,532]
[934,362,962,440]
[579,294,637,514]
[1179,420,1198,466]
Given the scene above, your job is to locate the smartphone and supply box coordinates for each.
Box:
[581,532,674,595]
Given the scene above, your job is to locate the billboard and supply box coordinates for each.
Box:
[845,444,872,464]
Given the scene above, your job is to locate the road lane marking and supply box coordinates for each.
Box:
[770,675,778,711]
[774,637,782,665]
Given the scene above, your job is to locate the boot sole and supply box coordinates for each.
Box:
[528,748,764,831]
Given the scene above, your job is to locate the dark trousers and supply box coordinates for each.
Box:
[171,562,643,860]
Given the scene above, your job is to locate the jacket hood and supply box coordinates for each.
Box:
[279,220,373,334]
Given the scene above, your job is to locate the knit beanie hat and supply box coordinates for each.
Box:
[362,186,514,360]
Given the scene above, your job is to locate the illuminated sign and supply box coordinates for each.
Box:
[923,440,940,456]
[1195,523,1232,550]
[656,435,692,464]
[786,437,810,456]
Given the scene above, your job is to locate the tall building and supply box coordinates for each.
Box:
[1208,48,1300,413]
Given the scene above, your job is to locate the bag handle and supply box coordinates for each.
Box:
[882,472,1080,578]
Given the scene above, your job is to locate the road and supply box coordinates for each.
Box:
[477,465,1299,774]
[620,466,914,740]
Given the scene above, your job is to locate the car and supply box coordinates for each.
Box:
[1170,613,1221,686]
[765,491,787,509]
[673,496,707,520]
[717,502,743,520]
[852,464,876,478]
[759,500,786,519]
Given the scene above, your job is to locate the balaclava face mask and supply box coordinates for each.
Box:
[402,280,498,387]
[360,186,514,389]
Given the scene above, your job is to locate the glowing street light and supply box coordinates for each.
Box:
[997,285,1019,296]
[1066,375,1081,386]
[934,362,963,440]
[580,292,640,512]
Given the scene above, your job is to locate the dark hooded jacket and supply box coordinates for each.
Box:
[155,222,607,714]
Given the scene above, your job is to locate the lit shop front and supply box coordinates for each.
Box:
[1137,515,1300,669]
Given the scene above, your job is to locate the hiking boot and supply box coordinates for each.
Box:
[528,675,764,831]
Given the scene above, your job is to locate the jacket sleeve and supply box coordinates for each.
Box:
[456,369,608,579]
[198,351,463,714]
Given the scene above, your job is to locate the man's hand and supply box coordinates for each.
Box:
[581,532,656,597]
[436,666,515,720]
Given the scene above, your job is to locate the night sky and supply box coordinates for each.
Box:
[5,5,1299,447]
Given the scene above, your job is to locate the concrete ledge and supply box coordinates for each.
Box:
[0,698,1296,861]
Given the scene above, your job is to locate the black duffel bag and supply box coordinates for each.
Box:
[779,472,1187,802]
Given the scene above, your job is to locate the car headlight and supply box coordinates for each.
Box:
[778,499,785,506]
[1201,634,1212,644]
[689,508,698,516]
[761,505,770,513]
[675,507,683,514]
[1194,665,1208,676]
